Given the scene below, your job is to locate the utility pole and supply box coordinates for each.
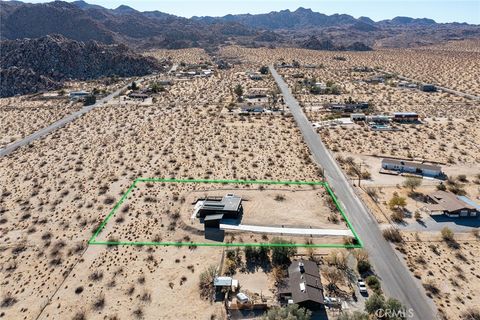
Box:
[358,163,362,187]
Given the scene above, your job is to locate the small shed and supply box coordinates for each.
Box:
[213,276,239,290]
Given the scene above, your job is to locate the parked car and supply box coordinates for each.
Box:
[358,279,368,294]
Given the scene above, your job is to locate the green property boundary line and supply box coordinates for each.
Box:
[88,178,363,248]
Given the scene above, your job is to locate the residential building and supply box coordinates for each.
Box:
[350,113,366,121]
[420,84,437,92]
[426,191,479,218]
[278,260,324,310]
[249,73,263,81]
[381,159,442,177]
[366,115,391,123]
[128,92,149,100]
[392,112,419,122]
[196,194,243,219]
[69,91,89,100]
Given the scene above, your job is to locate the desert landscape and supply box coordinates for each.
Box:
[1,2,479,318]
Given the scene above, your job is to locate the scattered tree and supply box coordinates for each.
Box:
[364,293,385,315]
[234,84,243,100]
[388,194,406,211]
[259,66,269,74]
[403,177,422,193]
[270,238,296,266]
[83,95,96,106]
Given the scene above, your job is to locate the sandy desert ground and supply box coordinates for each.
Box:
[0,96,81,149]
[1,44,479,320]
[399,232,480,320]
[0,48,329,320]
[94,184,348,246]
[220,43,480,95]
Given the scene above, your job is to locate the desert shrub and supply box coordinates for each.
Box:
[457,174,468,182]
[357,260,372,275]
[382,227,403,243]
[270,238,296,266]
[364,293,385,315]
[274,194,286,201]
[390,210,405,222]
[1,293,17,308]
[366,275,381,293]
[92,293,105,310]
[436,183,447,191]
[72,310,86,320]
[441,227,454,242]
[199,265,217,301]
[338,311,369,320]
[89,270,103,282]
[262,304,311,320]
[423,281,440,296]
[132,307,143,319]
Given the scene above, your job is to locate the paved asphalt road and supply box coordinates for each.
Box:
[0,82,135,158]
[269,65,437,320]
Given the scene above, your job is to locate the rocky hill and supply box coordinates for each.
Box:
[0,34,163,97]
[2,1,478,50]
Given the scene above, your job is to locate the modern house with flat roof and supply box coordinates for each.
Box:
[196,194,243,219]
[381,158,442,178]
[278,260,324,310]
[426,191,479,218]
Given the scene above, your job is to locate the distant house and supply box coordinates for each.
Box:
[249,73,263,81]
[350,113,366,121]
[196,194,243,219]
[352,66,373,72]
[381,159,442,178]
[69,91,89,100]
[158,80,173,86]
[366,115,390,123]
[240,106,264,114]
[365,76,385,84]
[326,103,369,113]
[426,191,479,218]
[420,84,437,92]
[392,112,419,122]
[245,88,269,99]
[278,260,324,310]
[292,73,305,78]
[128,92,149,100]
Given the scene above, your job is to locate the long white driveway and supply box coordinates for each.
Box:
[220,224,353,237]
